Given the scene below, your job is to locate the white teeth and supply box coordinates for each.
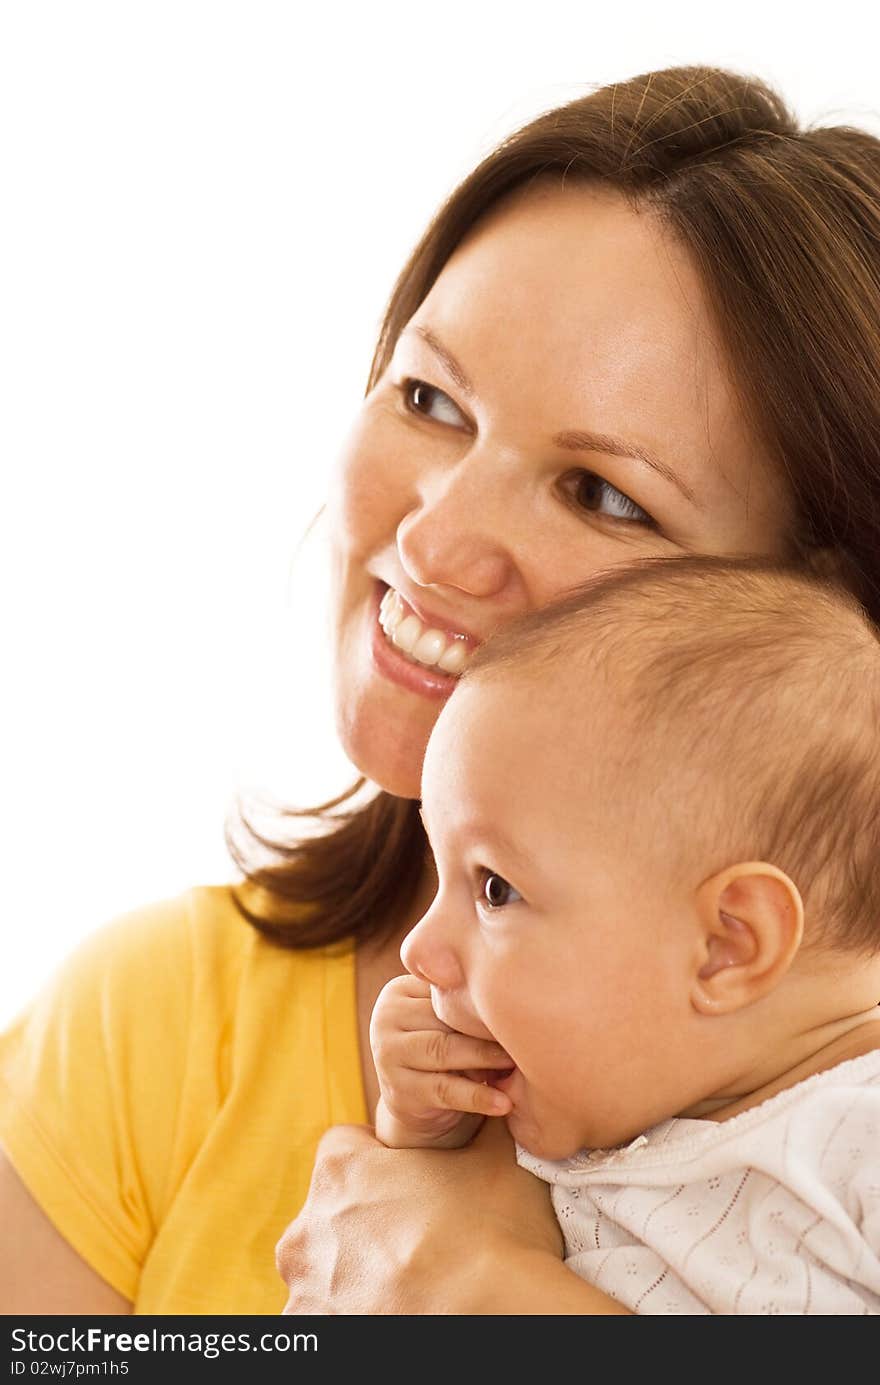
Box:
[437,641,469,675]
[383,590,404,633]
[412,628,447,665]
[378,586,474,676]
[391,614,422,655]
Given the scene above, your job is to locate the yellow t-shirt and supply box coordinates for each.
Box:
[0,886,367,1314]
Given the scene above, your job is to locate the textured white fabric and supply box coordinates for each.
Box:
[517,1050,880,1314]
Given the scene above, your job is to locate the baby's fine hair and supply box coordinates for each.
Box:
[463,556,880,956]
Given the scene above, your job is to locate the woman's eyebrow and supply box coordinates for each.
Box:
[410,325,475,397]
[409,323,699,508]
[553,429,700,508]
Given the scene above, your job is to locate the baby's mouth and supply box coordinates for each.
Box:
[486,1067,518,1090]
[461,1066,517,1088]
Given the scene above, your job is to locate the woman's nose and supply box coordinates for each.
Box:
[396,445,522,600]
[400,904,465,990]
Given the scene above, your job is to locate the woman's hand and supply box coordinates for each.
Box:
[276,1118,630,1315]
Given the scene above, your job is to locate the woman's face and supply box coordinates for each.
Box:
[327,181,796,798]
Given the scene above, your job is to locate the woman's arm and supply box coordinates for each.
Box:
[0,1149,132,1314]
[276,1119,631,1315]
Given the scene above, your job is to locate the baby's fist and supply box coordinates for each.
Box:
[370,975,513,1150]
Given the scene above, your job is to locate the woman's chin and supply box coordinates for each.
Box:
[334,673,445,801]
[335,702,428,800]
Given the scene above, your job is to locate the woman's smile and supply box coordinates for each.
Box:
[377,582,478,678]
[369,582,465,701]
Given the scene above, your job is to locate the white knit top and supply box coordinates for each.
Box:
[517,1050,880,1314]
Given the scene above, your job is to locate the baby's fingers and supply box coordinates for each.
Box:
[410,1029,514,1076]
[423,1071,512,1118]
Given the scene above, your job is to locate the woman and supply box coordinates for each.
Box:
[2,65,880,1315]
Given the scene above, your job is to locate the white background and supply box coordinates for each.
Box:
[2,0,879,1024]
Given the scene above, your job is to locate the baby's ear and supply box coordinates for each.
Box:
[691,864,804,1015]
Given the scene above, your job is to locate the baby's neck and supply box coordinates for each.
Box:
[686,1007,880,1123]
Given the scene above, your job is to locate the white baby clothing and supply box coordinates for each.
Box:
[517,1050,880,1314]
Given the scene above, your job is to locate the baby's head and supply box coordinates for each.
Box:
[405,556,880,1159]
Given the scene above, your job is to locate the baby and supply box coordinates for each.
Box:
[370,555,880,1315]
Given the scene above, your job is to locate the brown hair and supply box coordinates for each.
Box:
[227,65,880,950]
[462,554,880,956]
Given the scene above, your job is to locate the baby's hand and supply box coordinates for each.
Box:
[370,975,515,1150]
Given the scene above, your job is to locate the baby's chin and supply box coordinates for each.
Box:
[489,1074,587,1162]
[512,1108,649,1161]
[507,1114,584,1162]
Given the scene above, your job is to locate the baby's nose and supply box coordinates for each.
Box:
[400,915,464,990]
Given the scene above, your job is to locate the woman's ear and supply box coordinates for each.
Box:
[691,863,804,1016]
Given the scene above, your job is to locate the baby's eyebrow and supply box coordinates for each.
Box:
[425,810,537,881]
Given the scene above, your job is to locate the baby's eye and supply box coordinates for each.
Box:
[402,378,466,427]
[565,471,654,526]
[481,872,522,910]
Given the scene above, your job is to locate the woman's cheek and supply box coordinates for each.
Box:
[329,409,411,559]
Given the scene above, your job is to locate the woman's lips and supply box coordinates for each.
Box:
[394,586,481,649]
[369,582,467,701]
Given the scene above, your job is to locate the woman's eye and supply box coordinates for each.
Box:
[480,872,522,910]
[566,471,655,527]
[402,378,466,427]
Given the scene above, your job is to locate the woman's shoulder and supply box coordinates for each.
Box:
[30,881,357,1049]
[8,877,359,1051]
[91,880,246,951]
[75,880,337,966]
[2,879,358,1124]
[37,883,250,1006]
[100,881,250,960]
[1,884,288,1070]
